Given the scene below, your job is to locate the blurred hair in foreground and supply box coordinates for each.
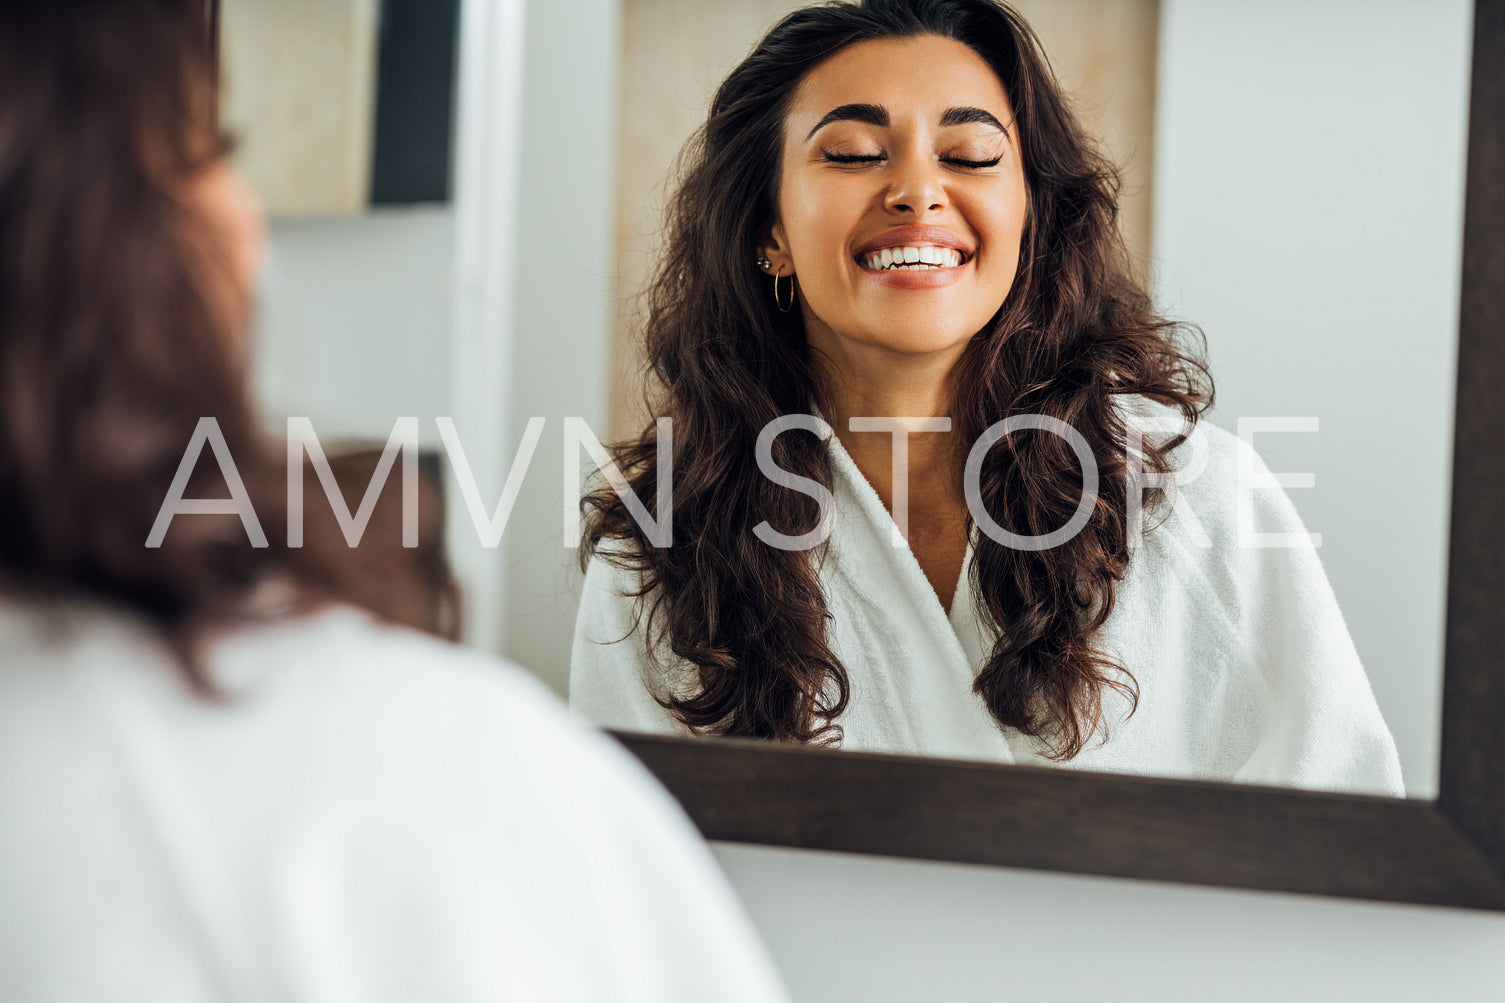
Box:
[0,0,458,687]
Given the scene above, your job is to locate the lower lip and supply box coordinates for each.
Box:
[856,258,969,288]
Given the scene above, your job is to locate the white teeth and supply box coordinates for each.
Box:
[859,244,967,271]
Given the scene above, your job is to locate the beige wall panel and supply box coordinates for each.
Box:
[612,0,809,436]
[1010,0,1159,282]
[613,0,1159,436]
[220,0,379,216]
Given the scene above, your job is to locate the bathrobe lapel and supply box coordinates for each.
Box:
[822,433,1016,763]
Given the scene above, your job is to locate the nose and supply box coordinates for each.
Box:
[883,152,947,215]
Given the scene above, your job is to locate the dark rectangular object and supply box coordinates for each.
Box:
[369,0,459,205]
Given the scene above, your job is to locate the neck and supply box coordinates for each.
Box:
[812,341,967,515]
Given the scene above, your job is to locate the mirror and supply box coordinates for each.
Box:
[559,0,1471,802]
[234,0,1504,908]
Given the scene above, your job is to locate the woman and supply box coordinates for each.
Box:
[571,0,1403,796]
[0,3,790,999]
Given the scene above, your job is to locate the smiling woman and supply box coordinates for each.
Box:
[571,0,1404,797]
[763,33,1029,612]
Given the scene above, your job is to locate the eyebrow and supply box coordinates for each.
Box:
[939,106,1008,132]
[803,103,1010,141]
[804,103,887,141]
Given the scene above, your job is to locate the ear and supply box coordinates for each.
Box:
[758,220,794,277]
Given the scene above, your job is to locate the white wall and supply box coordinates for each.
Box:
[1150,0,1473,799]
[713,843,1505,1002]
[251,205,455,447]
[499,0,621,695]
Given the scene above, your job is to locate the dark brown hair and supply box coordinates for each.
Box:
[0,0,457,685]
[582,0,1212,758]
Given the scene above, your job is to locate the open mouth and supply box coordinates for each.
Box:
[858,244,967,271]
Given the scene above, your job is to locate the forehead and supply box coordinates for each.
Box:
[785,34,1013,134]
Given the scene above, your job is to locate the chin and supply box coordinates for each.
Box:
[866,314,974,348]
[868,330,973,358]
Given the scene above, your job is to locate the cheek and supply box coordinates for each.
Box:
[224,176,268,289]
[193,167,267,333]
[982,192,1029,268]
[780,177,862,266]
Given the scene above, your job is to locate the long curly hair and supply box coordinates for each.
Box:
[581,0,1212,758]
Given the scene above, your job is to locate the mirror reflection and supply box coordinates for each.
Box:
[241,0,1471,802]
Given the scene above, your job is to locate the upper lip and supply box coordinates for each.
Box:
[853,225,974,263]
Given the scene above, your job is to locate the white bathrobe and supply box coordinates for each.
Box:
[0,599,790,1002]
[571,398,1405,798]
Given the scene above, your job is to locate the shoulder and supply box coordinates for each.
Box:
[0,600,789,1000]
[1113,394,1307,559]
[570,547,694,735]
[1106,402,1402,795]
[1115,394,1246,488]
[575,543,648,639]
[239,604,747,915]
[215,603,561,728]
[1111,395,1330,638]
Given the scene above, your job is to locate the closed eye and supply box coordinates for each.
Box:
[820,150,1003,169]
[821,150,883,164]
[943,155,1002,169]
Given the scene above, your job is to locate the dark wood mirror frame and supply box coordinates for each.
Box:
[611,0,1505,912]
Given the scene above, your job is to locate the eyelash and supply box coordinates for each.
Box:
[820,150,1002,169]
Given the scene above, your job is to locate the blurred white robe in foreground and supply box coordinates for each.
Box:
[0,602,790,1003]
[571,398,1405,798]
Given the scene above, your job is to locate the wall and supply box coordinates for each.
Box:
[712,842,1505,1003]
[250,206,455,446]
[220,0,379,215]
[499,0,621,693]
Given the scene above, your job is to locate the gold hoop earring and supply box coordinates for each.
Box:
[773,273,795,313]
